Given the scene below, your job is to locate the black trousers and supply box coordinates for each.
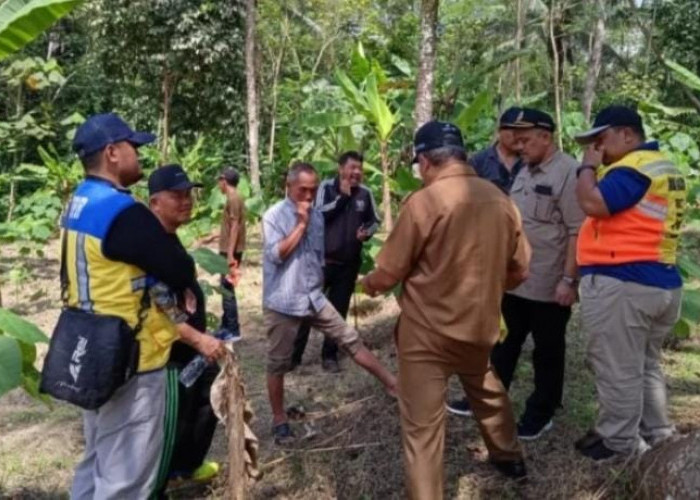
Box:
[292,261,360,363]
[169,362,220,475]
[220,252,243,335]
[491,293,571,423]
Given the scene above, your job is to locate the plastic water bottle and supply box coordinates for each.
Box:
[179,329,236,388]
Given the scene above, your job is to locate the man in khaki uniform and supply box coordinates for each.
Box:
[490,109,585,440]
[361,121,531,499]
[218,167,246,340]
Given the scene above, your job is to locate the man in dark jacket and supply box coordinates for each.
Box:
[291,151,380,372]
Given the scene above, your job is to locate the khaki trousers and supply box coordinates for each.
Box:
[397,315,522,500]
[580,275,680,454]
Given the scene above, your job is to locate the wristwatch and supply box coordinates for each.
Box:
[561,276,578,286]
[576,164,597,178]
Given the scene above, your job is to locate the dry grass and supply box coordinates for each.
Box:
[1,235,700,499]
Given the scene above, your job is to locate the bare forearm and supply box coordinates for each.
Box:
[576,169,610,217]
[277,223,307,260]
[362,267,399,296]
[564,236,578,277]
[177,322,206,349]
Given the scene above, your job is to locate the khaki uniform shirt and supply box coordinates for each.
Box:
[375,162,530,346]
[219,188,247,254]
[509,150,585,302]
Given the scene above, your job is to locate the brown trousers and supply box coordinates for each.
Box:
[397,315,522,500]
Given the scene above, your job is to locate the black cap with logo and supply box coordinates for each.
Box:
[412,121,465,163]
[511,108,556,132]
[148,164,203,196]
[72,113,156,159]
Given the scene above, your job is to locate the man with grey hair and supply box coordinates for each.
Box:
[361,122,531,499]
[262,162,397,444]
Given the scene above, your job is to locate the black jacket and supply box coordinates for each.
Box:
[315,177,380,264]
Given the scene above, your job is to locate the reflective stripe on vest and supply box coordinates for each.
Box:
[577,150,686,266]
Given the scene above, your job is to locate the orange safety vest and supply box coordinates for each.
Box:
[577,149,686,266]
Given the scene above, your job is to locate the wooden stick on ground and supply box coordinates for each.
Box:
[226,353,247,500]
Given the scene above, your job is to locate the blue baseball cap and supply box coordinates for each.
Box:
[148,164,203,196]
[575,105,644,144]
[72,113,156,158]
[412,121,465,163]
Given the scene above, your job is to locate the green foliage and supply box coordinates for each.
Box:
[0,0,83,60]
[0,307,49,400]
[190,247,228,276]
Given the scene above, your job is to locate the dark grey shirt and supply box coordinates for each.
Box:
[469,144,523,194]
[262,198,326,317]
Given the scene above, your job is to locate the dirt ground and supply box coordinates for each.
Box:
[1,234,700,499]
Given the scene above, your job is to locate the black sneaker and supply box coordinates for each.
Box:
[578,438,617,461]
[517,419,553,441]
[490,459,527,480]
[574,429,601,450]
[446,398,473,417]
[321,359,341,373]
[272,422,295,445]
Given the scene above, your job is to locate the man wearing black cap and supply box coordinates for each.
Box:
[361,121,531,498]
[574,105,685,460]
[468,106,524,194]
[148,164,224,485]
[487,108,585,440]
[217,167,246,340]
[65,114,222,499]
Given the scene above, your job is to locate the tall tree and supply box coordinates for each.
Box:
[245,0,261,193]
[582,0,606,122]
[514,0,525,102]
[414,0,439,129]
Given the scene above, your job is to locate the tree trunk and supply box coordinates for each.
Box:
[160,70,173,163]
[380,141,393,231]
[548,2,563,150]
[514,0,525,102]
[582,0,606,123]
[245,0,261,194]
[414,0,439,129]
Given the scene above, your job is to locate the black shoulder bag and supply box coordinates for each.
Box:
[39,232,149,410]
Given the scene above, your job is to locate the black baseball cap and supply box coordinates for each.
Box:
[72,113,156,159]
[148,164,203,196]
[412,121,465,163]
[511,108,556,132]
[499,107,523,129]
[575,105,644,144]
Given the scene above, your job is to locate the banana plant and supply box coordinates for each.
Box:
[0,0,84,61]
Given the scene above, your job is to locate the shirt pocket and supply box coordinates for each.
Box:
[531,184,556,222]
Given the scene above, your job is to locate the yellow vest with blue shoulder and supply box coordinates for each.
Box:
[577,149,686,266]
[62,178,177,372]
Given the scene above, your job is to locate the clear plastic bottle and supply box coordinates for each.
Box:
[179,328,235,388]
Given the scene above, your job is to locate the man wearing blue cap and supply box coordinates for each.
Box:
[65,114,224,499]
[574,105,685,460]
[362,121,531,498]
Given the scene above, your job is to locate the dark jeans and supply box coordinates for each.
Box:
[292,261,361,363]
[169,362,220,475]
[220,252,242,335]
[491,293,571,423]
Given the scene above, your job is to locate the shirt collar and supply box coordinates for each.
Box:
[635,141,660,152]
[528,150,561,173]
[434,160,477,182]
[85,174,131,194]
